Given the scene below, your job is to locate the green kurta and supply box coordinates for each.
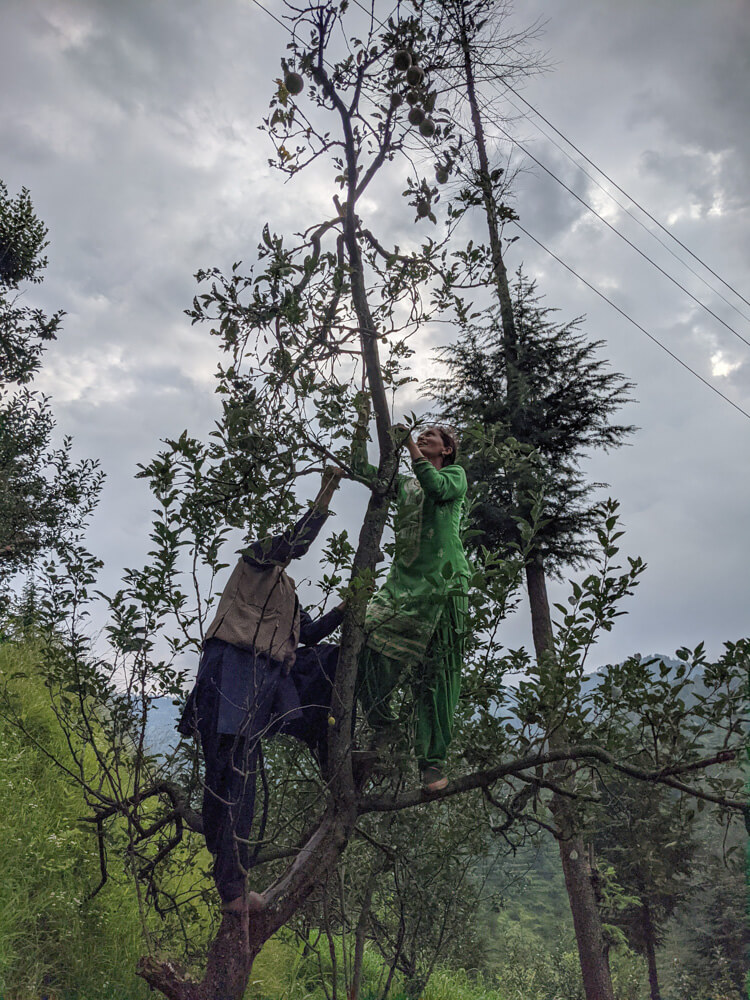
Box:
[354,443,470,768]
[365,459,469,661]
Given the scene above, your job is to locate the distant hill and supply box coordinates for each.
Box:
[143,696,183,756]
[143,653,710,757]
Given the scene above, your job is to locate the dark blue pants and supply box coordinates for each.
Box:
[190,640,338,902]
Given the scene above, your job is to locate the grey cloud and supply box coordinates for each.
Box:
[1,0,748,670]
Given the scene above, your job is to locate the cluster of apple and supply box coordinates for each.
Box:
[389,49,436,138]
[281,54,452,194]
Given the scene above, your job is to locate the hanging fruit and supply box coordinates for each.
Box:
[419,118,436,138]
[390,93,404,108]
[416,199,430,218]
[405,90,420,106]
[408,106,426,126]
[393,49,412,71]
[435,166,449,184]
[406,64,425,87]
[284,71,304,95]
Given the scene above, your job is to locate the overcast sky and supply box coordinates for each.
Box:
[1,0,748,671]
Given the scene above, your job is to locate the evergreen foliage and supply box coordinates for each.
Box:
[594,777,698,991]
[0,180,58,378]
[428,270,635,571]
[0,180,103,579]
[660,811,748,999]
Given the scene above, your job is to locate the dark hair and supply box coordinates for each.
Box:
[432,425,459,466]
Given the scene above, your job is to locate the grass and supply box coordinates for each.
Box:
[0,638,739,1000]
[0,642,151,999]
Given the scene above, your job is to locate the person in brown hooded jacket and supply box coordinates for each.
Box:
[178,467,344,911]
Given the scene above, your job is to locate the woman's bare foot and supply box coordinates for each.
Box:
[421,765,448,793]
[422,764,448,792]
[222,894,247,914]
[247,890,266,912]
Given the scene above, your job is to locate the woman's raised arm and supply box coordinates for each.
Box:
[411,459,467,502]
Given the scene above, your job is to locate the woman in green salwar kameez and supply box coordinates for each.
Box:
[353,419,470,792]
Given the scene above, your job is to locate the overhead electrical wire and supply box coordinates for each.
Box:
[354,0,742,321]
[498,89,750,326]
[249,0,289,34]
[248,0,750,423]
[503,81,750,313]
[513,220,750,422]
[473,95,750,351]
[351,0,750,344]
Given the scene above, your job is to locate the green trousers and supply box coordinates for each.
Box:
[357,612,461,771]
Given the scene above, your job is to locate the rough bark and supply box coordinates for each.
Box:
[527,555,615,1000]
[642,901,662,1000]
[457,5,521,427]
[553,834,614,1000]
[524,554,555,655]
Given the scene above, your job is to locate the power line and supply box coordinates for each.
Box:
[513,220,750,423]
[475,96,750,351]
[352,0,750,346]
[504,81,750,313]
[498,88,750,327]
[249,0,289,34]
[247,0,750,424]
[346,0,749,330]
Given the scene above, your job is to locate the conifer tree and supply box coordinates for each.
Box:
[594,777,698,1000]
[428,269,635,570]
[421,3,634,995]
[0,181,102,579]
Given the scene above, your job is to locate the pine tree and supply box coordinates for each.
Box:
[428,268,635,571]
[0,181,102,579]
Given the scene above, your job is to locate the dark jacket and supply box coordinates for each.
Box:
[178,507,343,736]
[178,605,343,737]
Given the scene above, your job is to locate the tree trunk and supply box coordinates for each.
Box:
[139,808,359,999]
[456,6,521,427]
[138,908,253,1000]
[556,835,615,1000]
[641,901,662,1000]
[348,869,376,1000]
[456,14,616,998]
[527,557,615,1000]
[138,47,396,996]
[524,554,555,655]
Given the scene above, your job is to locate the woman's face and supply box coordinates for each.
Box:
[416,426,451,463]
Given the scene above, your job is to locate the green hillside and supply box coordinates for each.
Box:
[0,640,745,1000]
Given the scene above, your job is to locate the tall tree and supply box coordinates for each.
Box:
[0,180,102,580]
[594,774,699,1000]
[418,1,634,994]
